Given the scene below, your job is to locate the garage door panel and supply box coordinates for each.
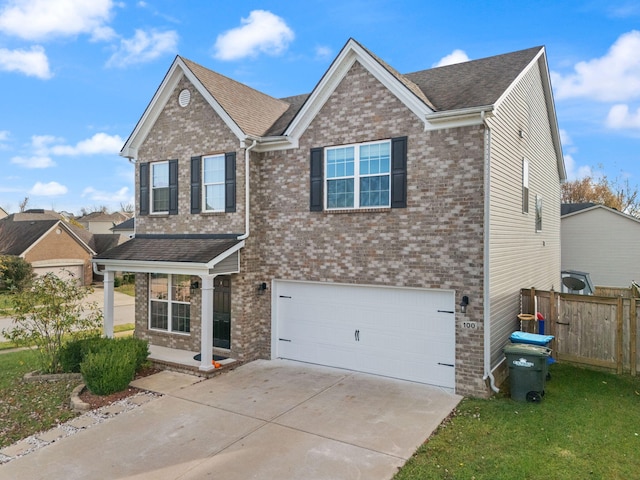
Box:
[274,281,455,389]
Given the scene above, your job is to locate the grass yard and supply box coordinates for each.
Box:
[0,292,14,316]
[395,363,640,479]
[0,349,78,449]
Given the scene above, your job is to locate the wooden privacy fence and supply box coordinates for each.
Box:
[520,288,638,376]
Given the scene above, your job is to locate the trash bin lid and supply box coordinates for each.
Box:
[504,343,551,356]
[510,331,554,345]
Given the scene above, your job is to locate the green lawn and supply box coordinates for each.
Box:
[0,292,14,316]
[0,349,79,448]
[395,363,640,479]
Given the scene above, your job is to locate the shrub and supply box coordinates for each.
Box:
[59,337,107,373]
[76,337,150,395]
[0,255,34,293]
[81,347,136,395]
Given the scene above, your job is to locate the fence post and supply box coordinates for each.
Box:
[631,297,637,377]
[617,296,624,375]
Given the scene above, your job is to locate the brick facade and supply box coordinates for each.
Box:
[132,61,489,396]
[24,226,93,285]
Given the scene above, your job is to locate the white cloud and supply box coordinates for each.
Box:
[82,186,129,202]
[106,29,178,68]
[0,0,115,41]
[551,30,640,102]
[559,129,572,146]
[563,154,592,181]
[433,49,470,68]
[315,45,332,59]
[29,181,67,196]
[0,46,51,79]
[605,103,640,129]
[49,132,123,155]
[10,155,55,168]
[213,10,294,61]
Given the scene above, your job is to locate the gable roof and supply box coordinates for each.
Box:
[111,217,135,232]
[0,215,98,257]
[404,46,543,111]
[121,38,563,174]
[181,58,289,137]
[561,203,640,224]
[0,218,59,255]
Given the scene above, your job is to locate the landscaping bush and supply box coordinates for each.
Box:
[61,337,149,374]
[59,337,106,373]
[76,337,150,395]
[81,346,136,395]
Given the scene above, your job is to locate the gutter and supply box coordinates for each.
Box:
[426,105,494,123]
[237,138,258,240]
[480,109,500,394]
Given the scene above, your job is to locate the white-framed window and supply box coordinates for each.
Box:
[522,158,529,214]
[203,154,225,212]
[325,140,391,209]
[151,161,169,213]
[149,273,191,334]
[535,195,542,232]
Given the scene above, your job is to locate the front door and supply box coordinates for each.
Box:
[213,276,231,349]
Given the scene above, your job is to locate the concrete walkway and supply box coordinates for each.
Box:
[0,359,461,480]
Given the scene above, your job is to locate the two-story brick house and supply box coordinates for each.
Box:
[94,39,565,397]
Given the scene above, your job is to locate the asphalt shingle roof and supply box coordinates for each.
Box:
[182,57,290,137]
[0,218,58,255]
[182,45,543,138]
[94,235,242,264]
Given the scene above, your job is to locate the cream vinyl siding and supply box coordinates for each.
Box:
[486,59,562,367]
[562,207,640,288]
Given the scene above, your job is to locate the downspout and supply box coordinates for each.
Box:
[481,110,500,393]
[237,139,258,240]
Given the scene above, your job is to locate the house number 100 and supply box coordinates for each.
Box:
[463,322,477,329]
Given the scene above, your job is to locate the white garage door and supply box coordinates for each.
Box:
[273,280,456,389]
[32,262,84,284]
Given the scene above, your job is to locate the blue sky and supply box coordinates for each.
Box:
[0,0,639,215]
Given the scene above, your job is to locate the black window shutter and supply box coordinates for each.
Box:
[191,156,201,214]
[168,159,178,215]
[139,163,149,216]
[225,152,236,213]
[391,136,407,208]
[310,147,323,211]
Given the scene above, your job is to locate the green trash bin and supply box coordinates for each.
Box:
[504,343,551,402]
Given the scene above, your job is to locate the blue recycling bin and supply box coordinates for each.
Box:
[510,331,556,371]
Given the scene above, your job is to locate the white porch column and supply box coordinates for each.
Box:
[103,270,115,338]
[199,274,216,372]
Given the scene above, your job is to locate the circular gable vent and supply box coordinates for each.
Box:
[178,89,191,107]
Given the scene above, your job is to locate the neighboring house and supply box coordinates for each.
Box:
[77,211,131,235]
[561,203,640,288]
[0,207,7,219]
[0,212,119,285]
[94,39,565,397]
[111,217,135,244]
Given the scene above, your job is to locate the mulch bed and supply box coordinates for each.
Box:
[78,365,162,409]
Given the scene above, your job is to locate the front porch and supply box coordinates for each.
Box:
[148,344,240,378]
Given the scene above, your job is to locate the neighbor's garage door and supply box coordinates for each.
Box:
[32,262,84,284]
[273,280,455,389]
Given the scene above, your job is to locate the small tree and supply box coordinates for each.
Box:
[0,255,35,292]
[2,272,103,373]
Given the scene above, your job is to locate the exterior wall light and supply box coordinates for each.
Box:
[460,295,469,314]
[258,282,268,295]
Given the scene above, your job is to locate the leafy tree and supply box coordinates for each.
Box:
[0,255,34,292]
[562,174,639,217]
[2,272,103,373]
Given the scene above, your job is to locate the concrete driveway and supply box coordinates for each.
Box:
[0,359,461,480]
